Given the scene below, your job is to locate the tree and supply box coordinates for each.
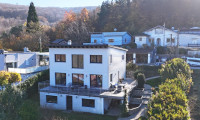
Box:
[10,25,23,37]
[159,58,192,81]
[0,71,10,90]
[147,82,189,120]
[9,72,21,84]
[26,2,39,32]
[0,85,23,120]
[80,8,89,22]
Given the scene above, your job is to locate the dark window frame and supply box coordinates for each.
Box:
[82,99,95,108]
[72,54,84,69]
[122,55,124,60]
[46,95,57,103]
[72,73,84,86]
[90,55,102,63]
[90,74,102,88]
[55,54,66,62]
[110,74,113,82]
[55,73,66,85]
[108,39,114,43]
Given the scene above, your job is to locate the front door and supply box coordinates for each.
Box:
[67,96,72,110]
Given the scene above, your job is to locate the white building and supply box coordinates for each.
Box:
[135,25,200,48]
[0,48,49,74]
[39,40,137,114]
[135,25,178,48]
[88,32,132,46]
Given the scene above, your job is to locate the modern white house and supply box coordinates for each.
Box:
[135,25,178,48]
[87,32,132,46]
[39,40,137,114]
[0,48,49,74]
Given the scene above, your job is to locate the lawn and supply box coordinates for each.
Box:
[146,77,162,87]
[188,70,200,120]
[28,94,117,120]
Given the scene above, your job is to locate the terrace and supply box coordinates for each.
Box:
[39,78,137,99]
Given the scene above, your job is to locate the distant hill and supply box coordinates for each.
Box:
[0,3,97,34]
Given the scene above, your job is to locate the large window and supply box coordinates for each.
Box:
[55,54,66,62]
[72,55,84,68]
[110,74,113,82]
[90,75,102,88]
[46,95,57,103]
[90,55,102,63]
[82,99,95,108]
[55,73,66,85]
[110,55,112,63]
[72,74,84,86]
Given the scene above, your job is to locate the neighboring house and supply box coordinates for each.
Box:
[179,27,200,47]
[135,25,178,48]
[87,32,132,46]
[0,47,49,74]
[39,40,137,114]
[136,25,200,48]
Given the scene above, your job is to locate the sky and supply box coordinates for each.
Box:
[0,0,106,7]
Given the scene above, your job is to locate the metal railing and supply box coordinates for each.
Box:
[38,81,113,96]
[188,44,200,47]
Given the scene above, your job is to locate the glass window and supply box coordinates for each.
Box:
[72,55,83,68]
[139,38,142,41]
[72,74,84,86]
[55,54,66,62]
[82,99,95,108]
[90,75,102,88]
[109,39,114,43]
[46,95,57,103]
[90,55,102,63]
[167,38,170,43]
[110,74,113,82]
[55,73,66,85]
[94,40,97,43]
[122,55,124,60]
[172,38,175,43]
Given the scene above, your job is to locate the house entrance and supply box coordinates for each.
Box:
[66,96,72,110]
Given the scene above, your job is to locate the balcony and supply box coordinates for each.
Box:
[188,44,200,47]
[39,79,137,99]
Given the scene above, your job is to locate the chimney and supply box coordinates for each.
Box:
[114,28,117,32]
[24,47,30,52]
[171,27,175,30]
[68,40,72,45]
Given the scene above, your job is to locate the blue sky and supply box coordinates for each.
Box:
[0,0,106,7]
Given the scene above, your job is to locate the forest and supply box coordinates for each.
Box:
[0,0,200,51]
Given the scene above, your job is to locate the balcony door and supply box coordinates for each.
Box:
[66,96,72,110]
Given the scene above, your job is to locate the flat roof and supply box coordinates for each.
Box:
[49,44,128,51]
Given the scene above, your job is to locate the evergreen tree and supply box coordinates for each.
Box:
[26,2,39,32]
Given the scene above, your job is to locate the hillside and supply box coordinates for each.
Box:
[0,3,97,33]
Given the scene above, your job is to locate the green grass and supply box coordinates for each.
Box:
[146,77,162,87]
[188,70,200,120]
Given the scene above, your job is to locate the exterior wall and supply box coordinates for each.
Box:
[179,34,200,46]
[122,33,132,44]
[0,54,5,71]
[108,48,126,86]
[144,28,178,46]
[17,53,37,68]
[40,92,104,114]
[49,48,110,89]
[90,33,131,46]
[135,36,148,48]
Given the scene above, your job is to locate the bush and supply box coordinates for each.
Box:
[17,70,49,98]
[157,46,168,54]
[0,71,10,88]
[137,73,145,88]
[179,48,187,55]
[134,70,143,79]
[19,100,39,120]
[147,83,189,120]
[9,72,21,83]
[126,63,138,71]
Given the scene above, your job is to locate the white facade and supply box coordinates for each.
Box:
[179,34,200,47]
[135,36,149,48]
[90,32,132,46]
[40,45,128,114]
[143,26,178,47]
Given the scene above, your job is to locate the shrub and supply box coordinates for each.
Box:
[0,71,10,88]
[156,46,168,54]
[129,41,137,49]
[147,83,189,120]
[134,70,143,79]
[126,63,138,71]
[121,90,129,117]
[137,73,145,88]
[179,48,187,55]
